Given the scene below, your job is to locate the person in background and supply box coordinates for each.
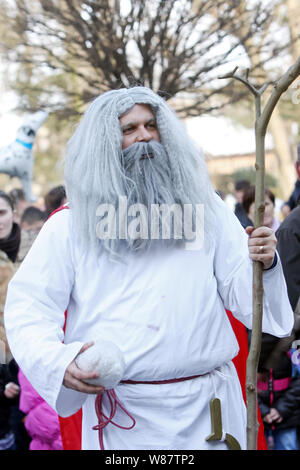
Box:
[256,330,300,450]
[276,200,300,316]
[44,185,66,218]
[0,360,20,450]
[11,203,62,450]
[0,200,62,451]
[0,190,30,450]
[234,180,253,228]
[281,143,300,219]
[17,369,63,450]
[0,191,20,361]
[16,207,46,267]
[242,185,281,231]
[8,189,31,226]
[276,200,300,449]
[20,207,46,234]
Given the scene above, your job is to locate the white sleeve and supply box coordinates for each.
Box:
[4,210,86,416]
[213,195,294,337]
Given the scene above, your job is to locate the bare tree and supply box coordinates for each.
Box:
[207,0,300,199]
[0,0,290,117]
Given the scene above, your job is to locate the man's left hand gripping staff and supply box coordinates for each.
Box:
[63,342,105,394]
[246,226,277,270]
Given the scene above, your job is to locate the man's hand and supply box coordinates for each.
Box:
[263,407,283,424]
[4,382,20,399]
[63,342,105,394]
[246,226,277,270]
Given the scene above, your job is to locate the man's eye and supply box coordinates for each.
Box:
[123,127,134,134]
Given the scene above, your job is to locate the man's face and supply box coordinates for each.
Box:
[21,220,44,233]
[235,190,244,204]
[119,104,160,150]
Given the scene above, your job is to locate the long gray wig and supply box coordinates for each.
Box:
[64,86,217,258]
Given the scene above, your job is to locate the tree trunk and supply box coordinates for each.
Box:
[287,0,300,61]
[269,0,300,199]
[268,107,296,200]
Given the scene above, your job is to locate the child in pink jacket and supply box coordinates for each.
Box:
[18,369,63,450]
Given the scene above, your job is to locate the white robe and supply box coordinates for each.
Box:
[4,196,294,450]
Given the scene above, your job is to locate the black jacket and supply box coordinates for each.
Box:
[276,205,300,312]
[234,202,253,229]
[0,359,19,439]
[284,180,300,211]
[256,333,300,430]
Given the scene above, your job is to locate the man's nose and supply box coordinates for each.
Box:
[136,126,152,142]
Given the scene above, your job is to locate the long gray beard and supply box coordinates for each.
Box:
[96,141,201,257]
[122,140,176,208]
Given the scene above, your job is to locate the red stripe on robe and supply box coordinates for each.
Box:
[227,310,267,450]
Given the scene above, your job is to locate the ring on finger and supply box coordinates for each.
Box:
[258,246,264,254]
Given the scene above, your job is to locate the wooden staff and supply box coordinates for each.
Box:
[219,56,300,449]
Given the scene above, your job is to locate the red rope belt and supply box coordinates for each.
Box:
[93,375,202,450]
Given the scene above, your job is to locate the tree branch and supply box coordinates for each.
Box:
[259,55,300,135]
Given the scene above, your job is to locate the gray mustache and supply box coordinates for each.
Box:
[122,141,164,169]
[140,153,154,160]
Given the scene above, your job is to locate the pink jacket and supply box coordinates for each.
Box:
[18,369,63,450]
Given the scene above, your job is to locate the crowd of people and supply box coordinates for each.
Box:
[232,171,300,451]
[0,186,66,450]
[0,87,299,452]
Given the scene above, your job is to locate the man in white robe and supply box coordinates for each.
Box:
[4,87,294,450]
